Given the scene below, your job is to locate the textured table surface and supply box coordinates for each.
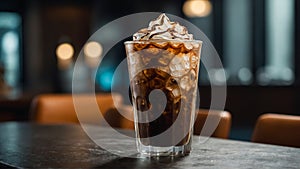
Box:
[0,122,299,169]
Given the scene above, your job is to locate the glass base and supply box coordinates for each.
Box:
[137,141,191,157]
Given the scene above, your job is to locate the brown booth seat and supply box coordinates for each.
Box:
[252,113,300,148]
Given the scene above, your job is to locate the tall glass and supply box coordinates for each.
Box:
[125,40,202,156]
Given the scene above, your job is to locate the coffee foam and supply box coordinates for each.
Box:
[133,13,193,41]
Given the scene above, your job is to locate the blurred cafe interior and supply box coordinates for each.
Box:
[0,0,299,142]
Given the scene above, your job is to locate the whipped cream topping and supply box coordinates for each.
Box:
[133,13,193,41]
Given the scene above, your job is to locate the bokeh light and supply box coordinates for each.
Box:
[183,0,212,18]
[2,31,18,52]
[238,67,253,85]
[56,43,74,60]
[84,41,103,58]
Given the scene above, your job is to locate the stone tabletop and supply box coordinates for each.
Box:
[0,122,299,169]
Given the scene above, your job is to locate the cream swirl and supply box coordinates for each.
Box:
[133,13,193,41]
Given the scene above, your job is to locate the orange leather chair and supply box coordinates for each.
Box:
[252,113,300,148]
[30,93,123,124]
[194,109,232,139]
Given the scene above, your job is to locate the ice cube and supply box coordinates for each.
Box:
[172,87,181,98]
[153,42,168,48]
[150,77,165,89]
[192,42,200,49]
[158,51,172,66]
[170,42,182,48]
[134,43,148,51]
[173,99,181,114]
[169,54,190,77]
[128,53,144,76]
[190,54,198,69]
[157,66,170,74]
[143,47,160,55]
[155,69,169,78]
[143,69,156,80]
[166,46,180,55]
[129,52,141,64]
[141,55,151,65]
[182,54,190,69]
[190,69,196,82]
[180,75,190,91]
[165,77,177,91]
[183,42,193,50]
[135,96,150,111]
[131,72,149,98]
[165,95,181,115]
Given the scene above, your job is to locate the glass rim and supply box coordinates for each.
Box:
[124,39,203,44]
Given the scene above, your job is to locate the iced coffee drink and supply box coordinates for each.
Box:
[125,13,202,156]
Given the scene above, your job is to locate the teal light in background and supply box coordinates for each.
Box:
[96,68,114,91]
[0,12,21,89]
[0,12,20,29]
[2,31,18,53]
[263,0,295,85]
[223,0,252,85]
